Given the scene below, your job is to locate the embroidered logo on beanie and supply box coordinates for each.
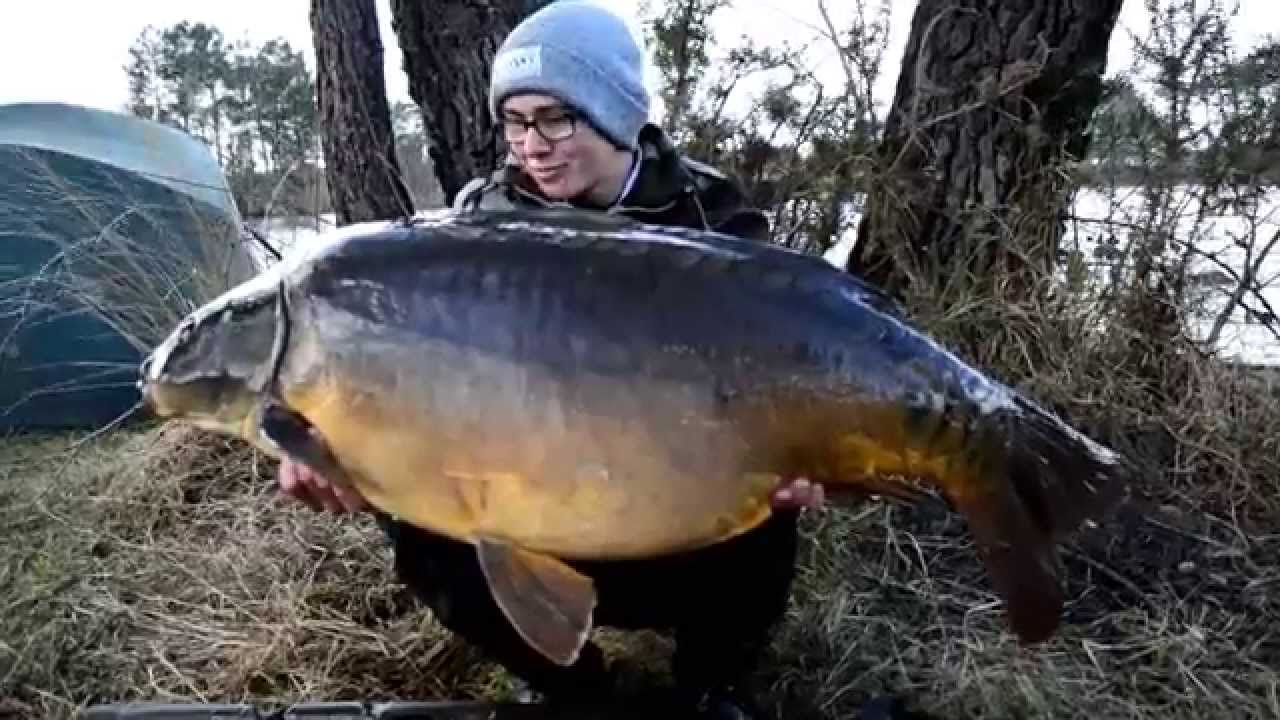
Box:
[495,46,542,82]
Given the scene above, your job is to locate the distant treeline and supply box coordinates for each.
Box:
[124,21,441,219]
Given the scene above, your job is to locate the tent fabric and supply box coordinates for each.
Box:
[0,102,240,218]
[0,102,256,431]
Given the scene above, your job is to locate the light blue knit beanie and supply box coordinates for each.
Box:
[489,1,651,150]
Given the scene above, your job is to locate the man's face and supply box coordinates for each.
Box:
[500,93,617,201]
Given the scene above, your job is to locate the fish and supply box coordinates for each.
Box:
[137,206,1131,667]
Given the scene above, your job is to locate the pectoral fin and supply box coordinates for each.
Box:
[475,536,597,667]
[256,400,351,487]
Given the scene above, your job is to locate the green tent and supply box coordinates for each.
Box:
[0,102,259,431]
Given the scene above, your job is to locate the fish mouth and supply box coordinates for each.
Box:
[139,351,155,383]
[135,351,166,417]
[135,376,198,420]
[135,315,192,416]
[135,373,261,442]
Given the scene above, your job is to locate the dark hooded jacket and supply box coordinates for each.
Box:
[453,123,770,242]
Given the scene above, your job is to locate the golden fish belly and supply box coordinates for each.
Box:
[280,338,781,559]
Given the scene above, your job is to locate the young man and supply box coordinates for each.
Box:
[279,2,825,718]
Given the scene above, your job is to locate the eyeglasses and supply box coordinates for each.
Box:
[501,110,578,144]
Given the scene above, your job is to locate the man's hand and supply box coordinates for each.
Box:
[278,456,368,513]
[770,476,826,511]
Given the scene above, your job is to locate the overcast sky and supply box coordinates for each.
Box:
[1,1,1276,122]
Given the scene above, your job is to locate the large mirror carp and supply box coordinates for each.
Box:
[137,207,1131,668]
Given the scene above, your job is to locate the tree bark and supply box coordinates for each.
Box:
[390,0,555,206]
[845,0,1125,301]
[310,0,413,226]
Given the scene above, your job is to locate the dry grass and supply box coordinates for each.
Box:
[3,327,1279,720]
[0,426,515,719]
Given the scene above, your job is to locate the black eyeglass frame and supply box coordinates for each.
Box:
[499,108,580,145]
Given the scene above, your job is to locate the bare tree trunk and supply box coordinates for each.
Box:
[846,0,1125,301]
[310,0,413,226]
[390,0,554,206]
[389,0,519,206]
